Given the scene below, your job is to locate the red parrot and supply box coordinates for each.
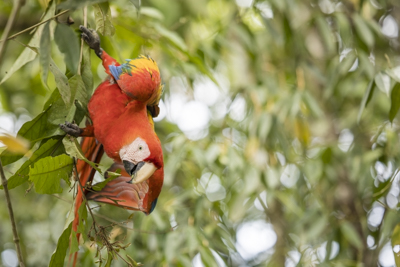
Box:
[60,26,164,264]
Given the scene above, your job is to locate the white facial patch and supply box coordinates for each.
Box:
[119,137,150,163]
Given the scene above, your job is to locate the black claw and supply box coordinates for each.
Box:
[60,122,82,137]
[79,25,103,58]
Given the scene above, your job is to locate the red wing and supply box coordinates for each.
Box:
[86,163,152,214]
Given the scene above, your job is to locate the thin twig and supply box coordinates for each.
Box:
[0,159,25,267]
[77,7,88,75]
[0,9,70,43]
[51,194,73,204]
[0,0,26,70]
[93,213,173,235]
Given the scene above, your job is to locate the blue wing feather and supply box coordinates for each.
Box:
[109,65,122,81]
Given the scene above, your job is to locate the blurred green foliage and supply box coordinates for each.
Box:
[1,0,400,266]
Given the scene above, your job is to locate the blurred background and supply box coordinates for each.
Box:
[1,0,400,266]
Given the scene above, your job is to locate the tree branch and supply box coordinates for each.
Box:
[0,158,25,267]
[0,9,70,44]
[77,7,88,76]
[0,0,26,70]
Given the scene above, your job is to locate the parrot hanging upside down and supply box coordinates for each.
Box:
[60,26,164,231]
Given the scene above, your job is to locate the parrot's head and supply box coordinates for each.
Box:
[119,136,162,184]
[109,56,163,106]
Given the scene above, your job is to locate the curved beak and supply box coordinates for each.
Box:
[123,160,157,184]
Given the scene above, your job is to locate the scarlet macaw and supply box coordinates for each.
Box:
[60,26,164,253]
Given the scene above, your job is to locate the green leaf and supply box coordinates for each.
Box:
[77,199,88,234]
[199,247,217,267]
[353,13,374,49]
[49,58,71,106]
[19,106,52,141]
[375,71,391,96]
[305,215,328,241]
[0,151,24,168]
[154,24,187,51]
[389,83,400,122]
[92,171,120,191]
[302,91,323,118]
[29,154,73,194]
[186,226,199,253]
[62,136,102,173]
[340,221,363,249]
[49,222,73,267]
[358,51,375,79]
[165,230,184,262]
[126,255,140,266]
[335,13,352,48]
[0,104,53,166]
[105,252,113,267]
[69,75,89,111]
[315,16,335,55]
[6,137,64,190]
[94,3,116,36]
[392,223,400,267]
[69,231,79,255]
[1,82,78,157]
[357,80,376,123]
[140,7,164,20]
[386,68,400,84]
[47,88,75,128]
[338,50,357,75]
[54,24,80,74]
[39,22,51,86]
[373,176,393,201]
[0,37,39,85]
[80,46,93,93]
[57,0,107,9]
[0,1,56,84]
[129,0,141,10]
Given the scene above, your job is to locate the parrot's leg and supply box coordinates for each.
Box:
[80,25,103,58]
[60,122,94,137]
[80,25,120,77]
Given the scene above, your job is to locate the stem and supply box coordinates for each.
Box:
[77,7,88,75]
[0,9,70,43]
[0,159,25,267]
[93,213,173,234]
[0,0,26,70]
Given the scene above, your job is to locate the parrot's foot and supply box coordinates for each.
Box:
[60,121,82,137]
[79,25,103,58]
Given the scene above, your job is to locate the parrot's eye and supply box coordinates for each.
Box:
[139,146,143,150]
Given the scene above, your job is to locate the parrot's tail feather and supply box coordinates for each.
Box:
[71,134,104,267]
[73,136,103,231]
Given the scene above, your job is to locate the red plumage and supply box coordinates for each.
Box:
[64,26,164,266]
